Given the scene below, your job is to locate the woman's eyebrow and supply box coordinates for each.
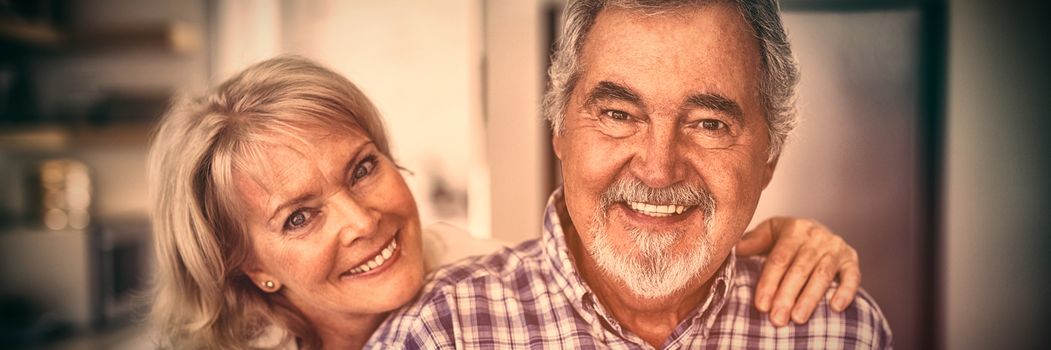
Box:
[265,139,376,224]
[341,141,375,179]
[268,193,314,224]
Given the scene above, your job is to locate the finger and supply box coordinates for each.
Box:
[768,238,825,326]
[752,222,805,314]
[801,223,841,257]
[831,258,861,312]
[737,219,778,256]
[790,254,836,324]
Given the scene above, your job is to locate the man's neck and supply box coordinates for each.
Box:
[558,203,721,348]
[582,254,716,347]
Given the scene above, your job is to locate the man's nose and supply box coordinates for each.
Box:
[631,123,685,188]
[329,191,379,247]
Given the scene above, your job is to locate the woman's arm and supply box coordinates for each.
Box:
[737,217,861,327]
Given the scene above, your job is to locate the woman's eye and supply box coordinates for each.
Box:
[284,209,315,231]
[352,156,377,182]
[603,110,631,121]
[699,119,726,131]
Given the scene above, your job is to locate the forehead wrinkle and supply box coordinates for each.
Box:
[589,4,763,120]
[233,141,324,218]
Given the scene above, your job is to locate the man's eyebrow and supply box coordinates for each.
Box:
[584,81,643,107]
[683,93,744,124]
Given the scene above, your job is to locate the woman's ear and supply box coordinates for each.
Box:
[242,260,282,293]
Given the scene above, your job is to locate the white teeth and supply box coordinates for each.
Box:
[627,202,689,217]
[345,238,398,276]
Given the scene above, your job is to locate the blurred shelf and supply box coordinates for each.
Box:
[70,22,201,54]
[0,123,154,151]
[0,20,63,49]
[0,126,69,150]
[1,19,201,55]
[68,123,154,147]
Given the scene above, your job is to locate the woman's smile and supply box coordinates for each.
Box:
[341,233,400,278]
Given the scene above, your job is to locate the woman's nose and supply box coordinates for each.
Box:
[330,191,379,247]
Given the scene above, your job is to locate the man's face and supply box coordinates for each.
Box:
[553,4,778,298]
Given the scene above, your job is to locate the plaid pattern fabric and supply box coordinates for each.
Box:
[368,190,893,349]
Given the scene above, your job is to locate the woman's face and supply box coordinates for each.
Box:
[234,128,425,323]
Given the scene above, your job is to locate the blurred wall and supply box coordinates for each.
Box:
[752,10,924,349]
[266,0,548,243]
[943,0,1051,349]
[244,0,488,235]
[482,0,548,243]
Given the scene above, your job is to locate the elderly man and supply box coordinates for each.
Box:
[371,0,891,348]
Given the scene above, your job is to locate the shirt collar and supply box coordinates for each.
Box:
[540,188,738,342]
[539,188,595,317]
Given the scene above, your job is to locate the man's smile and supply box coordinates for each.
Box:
[626,201,690,217]
[615,202,701,227]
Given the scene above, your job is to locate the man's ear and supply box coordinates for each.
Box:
[552,130,565,161]
[762,155,780,190]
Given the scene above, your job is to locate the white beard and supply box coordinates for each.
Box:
[587,215,713,299]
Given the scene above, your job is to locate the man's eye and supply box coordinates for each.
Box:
[603,110,631,121]
[699,119,726,131]
[284,209,315,231]
[352,156,377,182]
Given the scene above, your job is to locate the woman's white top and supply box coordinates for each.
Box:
[251,224,508,349]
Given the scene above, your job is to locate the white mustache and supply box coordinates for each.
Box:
[599,177,716,218]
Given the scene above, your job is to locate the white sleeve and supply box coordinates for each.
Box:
[249,325,298,350]
[421,222,509,270]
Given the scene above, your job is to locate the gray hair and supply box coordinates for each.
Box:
[542,0,800,158]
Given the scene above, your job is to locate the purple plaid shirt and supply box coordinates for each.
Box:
[369,190,892,349]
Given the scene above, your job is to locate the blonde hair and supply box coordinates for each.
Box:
[147,56,391,349]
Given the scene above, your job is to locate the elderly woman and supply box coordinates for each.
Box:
[148,57,862,349]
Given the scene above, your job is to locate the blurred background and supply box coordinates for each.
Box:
[0,0,1047,349]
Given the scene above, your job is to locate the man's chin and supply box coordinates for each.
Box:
[606,267,692,300]
[590,247,711,300]
[587,210,714,300]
